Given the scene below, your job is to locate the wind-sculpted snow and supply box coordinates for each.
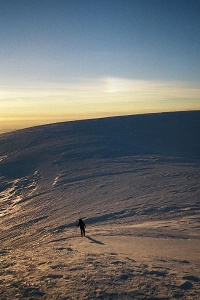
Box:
[0,111,200,299]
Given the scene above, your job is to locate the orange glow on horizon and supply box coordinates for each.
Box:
[0,78,199,133]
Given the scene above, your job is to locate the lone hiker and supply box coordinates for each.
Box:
[77,218,86,237]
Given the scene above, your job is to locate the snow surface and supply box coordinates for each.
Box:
[0,111,200,299]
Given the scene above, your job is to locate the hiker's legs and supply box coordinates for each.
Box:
[81,227,85,236]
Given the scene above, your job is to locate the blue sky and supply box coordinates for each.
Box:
[0,0,200,132]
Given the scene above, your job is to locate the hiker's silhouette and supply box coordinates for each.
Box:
[77,218,86,237]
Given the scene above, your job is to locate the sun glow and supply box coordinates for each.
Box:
[0,77,199,133]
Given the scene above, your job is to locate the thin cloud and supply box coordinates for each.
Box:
[0,78,199,112]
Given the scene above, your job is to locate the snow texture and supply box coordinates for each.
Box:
[0,111,200,299]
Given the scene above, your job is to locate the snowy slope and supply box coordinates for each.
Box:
[0,111,200,299]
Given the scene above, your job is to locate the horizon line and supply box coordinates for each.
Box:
[1,109,199,135]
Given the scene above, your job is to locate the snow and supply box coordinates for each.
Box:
[0,111,200,299]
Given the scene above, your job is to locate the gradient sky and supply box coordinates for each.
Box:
[0,0,200,132]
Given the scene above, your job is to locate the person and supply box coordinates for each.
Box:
[77,218,86,237]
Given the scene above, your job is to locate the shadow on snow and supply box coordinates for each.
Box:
[86,236,105,245]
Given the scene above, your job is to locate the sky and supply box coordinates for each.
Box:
[0,0,200,132]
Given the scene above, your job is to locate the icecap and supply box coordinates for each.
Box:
[0,111,199,299]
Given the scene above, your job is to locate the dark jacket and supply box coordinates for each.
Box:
[77,219,85,228]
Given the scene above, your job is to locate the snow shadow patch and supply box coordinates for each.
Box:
[52,221,77,233]
[0,159,37,179]
[49,236,77,243]
[86,209,135,225]
[10,216,48,231]
[86,236,105,245]
[52,211,131,233]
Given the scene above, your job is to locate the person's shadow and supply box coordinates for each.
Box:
[86,236,105,245]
